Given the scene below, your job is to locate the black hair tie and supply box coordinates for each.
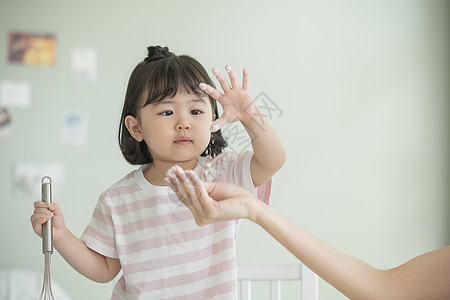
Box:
[144,46,172,62]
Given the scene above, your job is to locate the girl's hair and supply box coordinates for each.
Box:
[118,46,227,165]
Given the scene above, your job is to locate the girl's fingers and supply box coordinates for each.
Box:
[34,201,47,208]
[185,170,207,202]
[33,201,53,216]
[199,83,222,101]
[176,168,203,204]
[241,68,250,90]
[33,209,52,218]
[185,170,202,191]
[31,200,54,229]
[30,213,48,224]
[176,168,194,199]
[166,175,176,191]
[34,215,51,226]
[209,118,228,133]
[167,166,193,205]
[212,68,231,92]
[166,166,206,207]
[167,175,185,201]
[166,167,218,219]
[47,202,60,212]
[30,213,52,237]
[225,65,240,90]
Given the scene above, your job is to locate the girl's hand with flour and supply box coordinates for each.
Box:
[200,65,257,132]
[200,65,286,187]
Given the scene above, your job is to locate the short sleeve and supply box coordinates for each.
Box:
[228,151,271,205]
[200,151,272,205]
[80,195,118,258]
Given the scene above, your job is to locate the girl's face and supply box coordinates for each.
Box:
[127,89,214,166]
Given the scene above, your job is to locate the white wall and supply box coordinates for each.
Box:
[1,0,448,299]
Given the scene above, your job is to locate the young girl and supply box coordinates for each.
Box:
[31,45,286,299]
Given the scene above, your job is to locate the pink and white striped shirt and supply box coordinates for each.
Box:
[80,151,271,300]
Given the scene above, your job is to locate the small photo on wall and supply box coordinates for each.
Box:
[12,162,64,198]
[71,47,98,83]
[60,110,88,146]
[8,31,57,67]
[0,107,13,139]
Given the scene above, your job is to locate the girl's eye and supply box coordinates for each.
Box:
[160,110,173,116]
[191,109,202,115]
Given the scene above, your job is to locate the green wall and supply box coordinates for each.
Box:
[1,0,448,299]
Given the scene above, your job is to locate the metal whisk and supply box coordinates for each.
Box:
[39,176,55,300]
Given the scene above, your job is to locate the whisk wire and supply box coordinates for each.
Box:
[39,261,55,300]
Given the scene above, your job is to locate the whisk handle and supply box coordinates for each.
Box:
[41,176,53,255]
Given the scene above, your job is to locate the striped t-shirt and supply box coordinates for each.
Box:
[80,151,271,300]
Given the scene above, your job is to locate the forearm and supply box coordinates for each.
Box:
[54,229,119,283]
[241,106,286,183]
[385,247,450,300]
[249,200,390,299]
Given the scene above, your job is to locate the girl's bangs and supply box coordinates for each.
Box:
[142,57,210,107]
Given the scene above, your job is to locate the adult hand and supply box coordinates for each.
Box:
[166,166,257,225]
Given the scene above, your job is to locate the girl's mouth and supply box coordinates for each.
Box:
[174,136,193,145]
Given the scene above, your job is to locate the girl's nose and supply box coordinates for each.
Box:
[176,118,191,131]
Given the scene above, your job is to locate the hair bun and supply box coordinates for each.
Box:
[144,46,173,63]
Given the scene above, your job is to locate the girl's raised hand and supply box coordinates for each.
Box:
[30,201,67,241]
[199,66,256,132]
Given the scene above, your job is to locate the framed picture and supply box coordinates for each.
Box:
[8,31,56,67]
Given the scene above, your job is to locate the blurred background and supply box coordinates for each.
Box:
[0,0,448,299]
